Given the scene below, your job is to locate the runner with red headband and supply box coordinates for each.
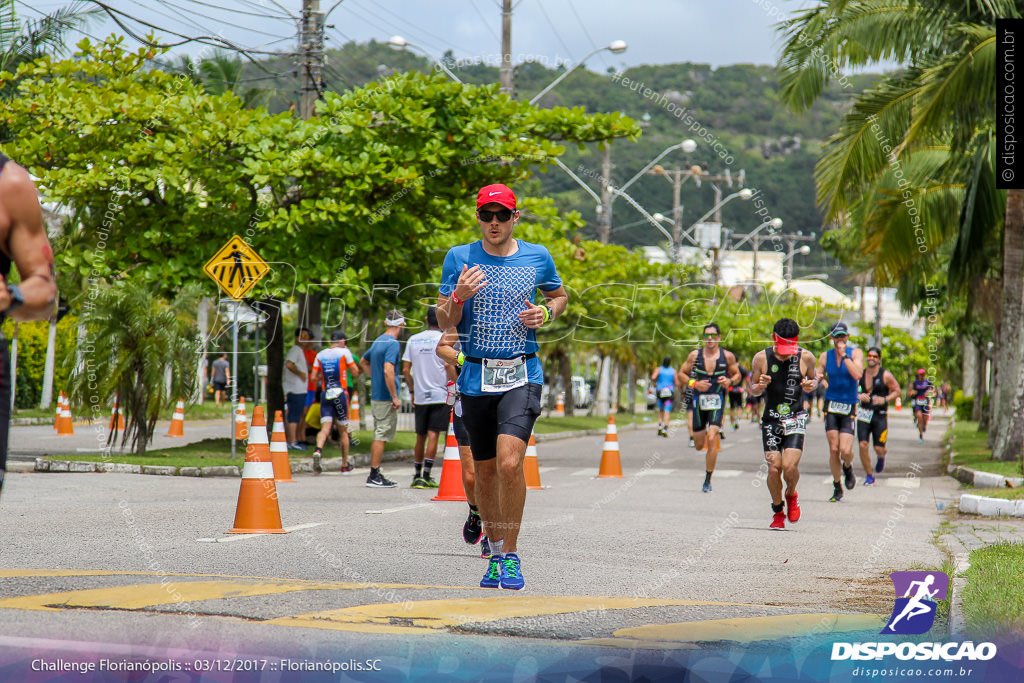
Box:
[748,318,821,530]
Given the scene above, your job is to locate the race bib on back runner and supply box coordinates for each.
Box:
[659,387,673,398]
[827,400,854,415]
[481,356,528,394]
[699,394,722,411]
[857,407,874,423]
[324,387,343,401]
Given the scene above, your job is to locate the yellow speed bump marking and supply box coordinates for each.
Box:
[266,596,763,633]
[0,579,440,612]
[578,613,886,646]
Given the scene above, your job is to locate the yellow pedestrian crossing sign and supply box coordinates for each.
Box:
[203,236,270,300]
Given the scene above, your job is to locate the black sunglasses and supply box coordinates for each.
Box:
[477,208,514,222]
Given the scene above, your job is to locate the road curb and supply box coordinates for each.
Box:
[947,463,1024,489]
[23,423,652,478]
[957,493,1024,517]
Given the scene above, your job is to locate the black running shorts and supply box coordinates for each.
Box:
[857,412,888,447]
[761,413,807,453]
[459,383,542,462]
[452,405,470,447]
[824,411,855,435]
[728,391,743,409]
[414,402,451,436]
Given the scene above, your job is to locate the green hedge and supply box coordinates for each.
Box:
[3,316,78,409]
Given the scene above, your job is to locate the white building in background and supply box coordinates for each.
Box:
[642,245,855,308]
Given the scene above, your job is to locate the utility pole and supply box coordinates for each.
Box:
[500,0,513,94]
[299,0,324,120]
[599,143,612,242]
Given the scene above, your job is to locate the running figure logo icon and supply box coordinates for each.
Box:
[882,571,949,634]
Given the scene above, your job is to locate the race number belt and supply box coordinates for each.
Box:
[827,400,854,416]
[856,407,874,423]
[480,355,529,393]
[915,397,929,407]
[698,393,722,411]
[658,387,674,398]
[324,387,344,401]
[781,414,807,435]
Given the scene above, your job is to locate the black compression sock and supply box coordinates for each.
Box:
[705,471,712,484]
[772,502,784,513]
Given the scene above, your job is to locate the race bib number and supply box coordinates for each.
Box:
[827,400,854,415]
[659,387,674,398]
[857,407,874,423]
[699,393,722,411]
[324,387,343,401]
[915,397,929,407]
[781,415,807,436]
[481,356,528,394]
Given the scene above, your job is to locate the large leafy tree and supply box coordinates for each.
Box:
[776,0,1022,463]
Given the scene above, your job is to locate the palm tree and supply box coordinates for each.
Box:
[0,1,99,76]
[776,0,1023,463]
[68,283,201,456]
[198,51,271,109]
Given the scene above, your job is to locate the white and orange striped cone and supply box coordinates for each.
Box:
[54,393,61,431]
[235,396,248,440]
[229,406,286,534]
[349,391,361,428]
[524,429,543,490]
[432,411,466,501]
[596,414,622,478]
[270,410,294,483]
[895,396,902,412]
[57,392,74,436]
[166,398,185,437]
[552,392,565,417]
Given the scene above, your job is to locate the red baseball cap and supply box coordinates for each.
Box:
[773,333,799,355]
[477,184,517,210]
[917,368,926,374]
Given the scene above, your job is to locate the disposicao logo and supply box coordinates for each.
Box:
[882,570,948,635]
[831,571,997,663]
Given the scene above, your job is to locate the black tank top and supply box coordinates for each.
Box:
[692,348,728,396]
[860,365,888,414]
[763,347,805,419]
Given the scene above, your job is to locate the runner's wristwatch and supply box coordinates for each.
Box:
[543,304,554,324]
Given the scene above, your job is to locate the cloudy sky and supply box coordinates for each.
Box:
[28,0,812,70]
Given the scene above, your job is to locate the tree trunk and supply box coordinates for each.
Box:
[627,362,636,414]
[992,189,1024,461]
[559,352,573,417]
[972,340,987,423]
[194,297,209,404]
[595,354,611,416]
[264,298,285,424]
[611,359,620,412]
[962,338,976,399]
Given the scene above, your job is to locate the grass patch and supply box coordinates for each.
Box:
[47,430,419,468]
[947,421,1024,478]
[533,412,647,434]
[961,542,1024,637]
[962,487,1024,501]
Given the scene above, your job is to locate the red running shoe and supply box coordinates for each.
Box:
[770,512,786,529]
[785,493,800,523]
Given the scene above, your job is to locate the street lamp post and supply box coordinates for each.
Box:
[730,217,783,284]
[783,245,812,289]
[387,36,463,83]
[529,40,627,105]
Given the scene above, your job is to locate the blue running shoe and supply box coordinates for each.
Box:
[499,553,525,590]
[864,474,876,486]
[702,480,712,493]
[874,456,885,473]
[480,554,502,588]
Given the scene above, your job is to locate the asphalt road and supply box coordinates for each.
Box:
[0,409,958,678]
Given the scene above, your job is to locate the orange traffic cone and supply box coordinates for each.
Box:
[57,392,74,436]
[110,394,125,431]
[524,429,543,489]
[553,392,565,417]
[895,396,902,412]
[432,411,466,501]
[235,396,248,440]
[166,398,185,437]
[54,393,61,431]
[597,414,622,478]
[229,406,286,534]
[270,410,294,483]
[349,391,361,427]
